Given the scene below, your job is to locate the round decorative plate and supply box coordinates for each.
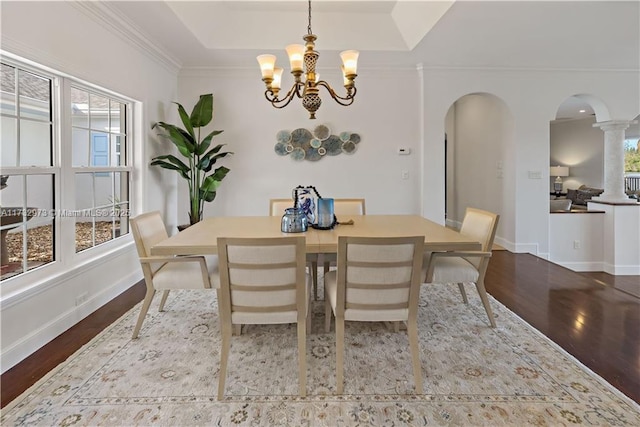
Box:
[324,135,342,155]
[310,138,322,148]
[313,124,331,141]
[305,147,322,161]
[274,142,288,156]
[349,133,361,144]
[318,147,327,156]
[276,130,291,144]
[290,147,306,161]
[342,140,357,154]
[285,144,294,153]
[339,131,351,142]
[291,128,313,145]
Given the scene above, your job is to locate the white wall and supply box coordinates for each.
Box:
[0,1,179,371]
[177,67,422,222]
[550,116,604,192]
[422,68,639,256]
[549,212,605,271]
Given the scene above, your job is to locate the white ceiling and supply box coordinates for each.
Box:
[108,1,640,71]
[106,1,639,128]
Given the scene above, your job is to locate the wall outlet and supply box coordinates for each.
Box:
[401,170,409,180]
[573,240,581,249]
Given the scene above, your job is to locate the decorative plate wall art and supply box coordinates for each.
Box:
[274,124,361,161]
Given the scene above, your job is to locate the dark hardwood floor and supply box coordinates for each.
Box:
[2,251,639,408]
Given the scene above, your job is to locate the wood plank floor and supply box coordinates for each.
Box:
[2,251,639,408]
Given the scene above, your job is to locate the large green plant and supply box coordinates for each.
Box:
[151,94,232,225]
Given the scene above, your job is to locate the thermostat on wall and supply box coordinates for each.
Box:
[398,147,411,155]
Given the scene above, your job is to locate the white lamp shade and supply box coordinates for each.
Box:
[285,44,305,72]
[257,54,276,79]
[550,166,569,177]
[272,67,284,89]
[340,50,359,75]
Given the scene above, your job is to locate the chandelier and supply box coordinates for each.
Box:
[257,0,359,119]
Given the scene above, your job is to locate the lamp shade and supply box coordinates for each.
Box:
[550,166,569,177]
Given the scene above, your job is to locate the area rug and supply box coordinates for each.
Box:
[2,283,639,426]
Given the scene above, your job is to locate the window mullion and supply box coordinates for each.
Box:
[59,77,77,264]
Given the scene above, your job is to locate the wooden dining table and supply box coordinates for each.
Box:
[150,215,481,256]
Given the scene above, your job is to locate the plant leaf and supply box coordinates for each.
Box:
[196,130,224,155]
[190,94,213,128]
[174,102,195,139]
[200,190,217,203]
[150,158,189,180]
[153,121,195,156]
[198,151,232,172]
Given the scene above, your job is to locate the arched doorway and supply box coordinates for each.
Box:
[444,93,514,238]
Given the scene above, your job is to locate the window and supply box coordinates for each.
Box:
[70,87,130,252]
[624,138,640,172]
[0,58,132,281]
[1,63,56,280]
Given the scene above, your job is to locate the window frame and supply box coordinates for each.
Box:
[0,54,135,288]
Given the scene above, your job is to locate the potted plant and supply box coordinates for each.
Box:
[151,94,232,227]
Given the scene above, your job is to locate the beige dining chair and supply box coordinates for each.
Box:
[422,207,500,328]
[216,236,311,399]
[321,198,366,287]
[324,235,425,394]
[269,198,320,298]
[130,211,219,339]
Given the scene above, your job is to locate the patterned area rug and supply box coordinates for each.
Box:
[3,283,639,426]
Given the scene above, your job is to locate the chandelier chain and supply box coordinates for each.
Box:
[307,0,313,35]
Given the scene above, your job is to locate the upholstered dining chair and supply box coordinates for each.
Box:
[324,235,425,394]
[321,198,366,290]
[216,236,311,399]
[269,198,320,298]
[129,211,219,339]
[422,207,500,328]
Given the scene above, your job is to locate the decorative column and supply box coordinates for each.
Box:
[592,120,637,203]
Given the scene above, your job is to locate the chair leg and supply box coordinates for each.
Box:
[132,288,156,339]
[158,290,170,311]
[306,295,312,335]
[335,316,345,394]
[406,318,423,393]
[217,322,232,400]
[233,324,242,336]
[475,281,497,328]
[310,260,318,300]
[297,320,307,397]
[325,296,332,332]
[457,282,469,304]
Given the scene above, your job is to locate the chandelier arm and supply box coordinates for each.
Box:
[264,83,304,109]
[316,81,357,106]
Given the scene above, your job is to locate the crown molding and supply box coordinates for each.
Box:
[68,1,182,75]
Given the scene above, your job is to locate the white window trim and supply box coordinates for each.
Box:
[0,53,138,294]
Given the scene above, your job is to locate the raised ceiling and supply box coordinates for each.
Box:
[108,1,640,70]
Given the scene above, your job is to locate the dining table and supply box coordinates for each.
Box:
[150,215,481,256]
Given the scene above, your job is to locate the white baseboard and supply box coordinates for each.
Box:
[553,261,605,272]
[603,263,640,275]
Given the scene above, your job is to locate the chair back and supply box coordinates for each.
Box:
[130,211,172,276]
[334,198,366,215]
[217,236,307,325]
[269,198,295,216]
[459,207,500,269]
[335,236,424,320]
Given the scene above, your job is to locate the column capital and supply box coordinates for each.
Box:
[593,120,637,132]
